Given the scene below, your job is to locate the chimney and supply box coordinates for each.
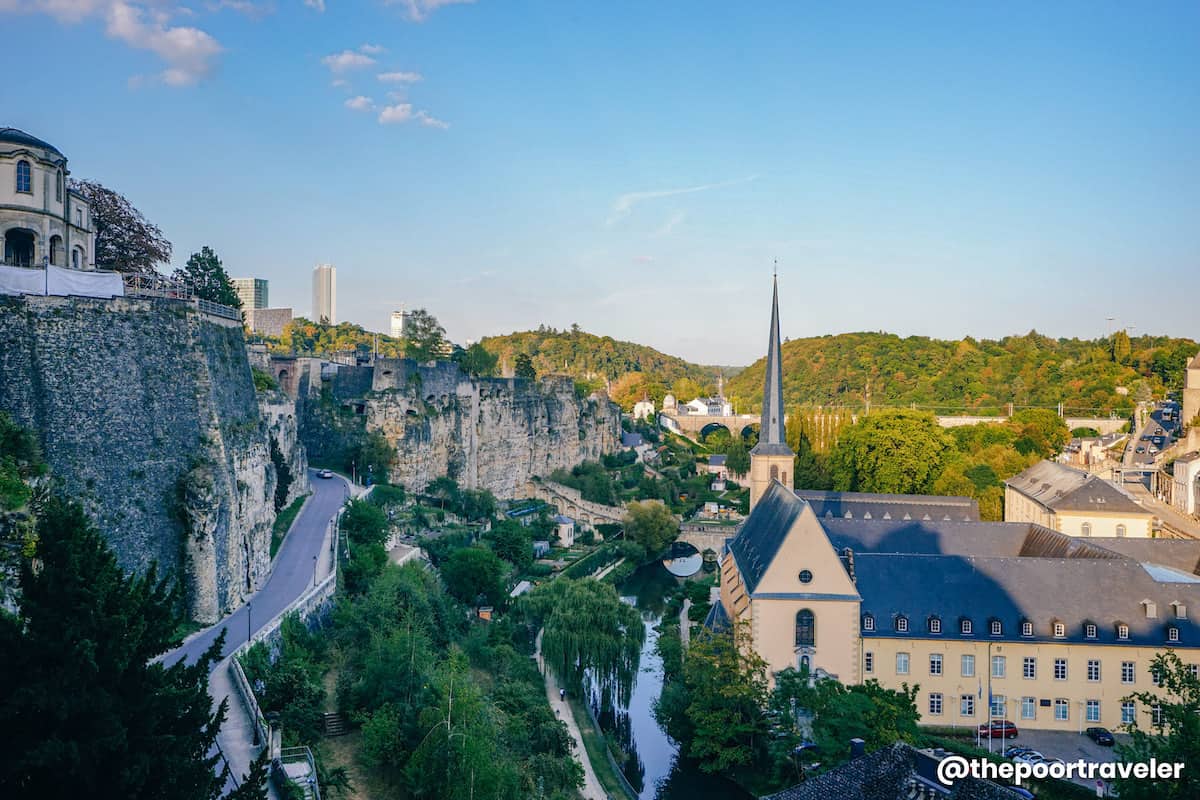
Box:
[849,738,866,759]
[841,547,857,583]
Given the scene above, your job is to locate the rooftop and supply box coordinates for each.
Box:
[797,489,980,522]
[1004,460,1147,515]
[0,127,63,156]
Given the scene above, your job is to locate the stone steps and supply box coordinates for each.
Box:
[322,711,349,737]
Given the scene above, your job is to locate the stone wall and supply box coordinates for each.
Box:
[0,294,308,622]
[299,358,621,497]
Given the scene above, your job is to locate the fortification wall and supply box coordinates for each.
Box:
[0,294,307,622]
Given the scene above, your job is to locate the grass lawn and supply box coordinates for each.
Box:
[271,493,310,558]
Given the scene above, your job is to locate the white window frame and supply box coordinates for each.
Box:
[930,654,943,676]
[1085,623,1097,639]
[864,652,874,673]
[929,617,942,634]
[1021,696,1036,720]
[1055,699,1069,721]
[929,692,943,716]
[1118,624,1129,640]
[1023,657,1036,680]
[1086,700,1101,723]
[1053,622,1066,638]
[1054,658,1068,680]
[992,655,1006,678]
[1087,659,1101,682]
[961,619,973,635]
[862,614,875,632]
[896,652,910,675]
[961,654,975,677]
[896,616,909,633]
[1121,661,1135,684]
[990,620,1002,636]
[1021,621,1033,637]
[961,695,975,717]
[1121,701,1135,725]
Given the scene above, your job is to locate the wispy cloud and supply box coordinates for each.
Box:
[206,0,274,18]
[384,0,475,22]
[378,70,422,83]
[606,174,758,226]
[377,102,448,128]
[321,48,376,73]
[344,95,374,111]
[303,0,324,11]
[358,43,386,54]
[653,210,686,237]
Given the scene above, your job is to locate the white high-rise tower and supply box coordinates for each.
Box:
[312,263,336,324]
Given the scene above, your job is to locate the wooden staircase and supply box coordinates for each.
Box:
[322,711,349,737]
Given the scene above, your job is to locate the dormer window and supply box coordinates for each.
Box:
[1118,624,1130,640]
[929,617,942,634]
[1081,522,1092,537]
[990,620,1002,636]
[16,160,31,193]
[1021,621,1033,637]
[960,619,973,635]
[896,615,909,633]
[1085,623,1098,639]
[862,614,875,632]
[1053,621,1066,638]
[1168,627,1180,643]
[1143,600,1158,619]
[1172,602,1187,620]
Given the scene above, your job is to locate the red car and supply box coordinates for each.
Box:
[977,720,1019,739]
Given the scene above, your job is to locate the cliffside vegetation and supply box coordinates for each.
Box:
[727,331,1198,416]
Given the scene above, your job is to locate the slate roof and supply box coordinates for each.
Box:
[554,515,573,525]
[750,276,793,458]
[0,127,62,156]
[1084,537,1200,575]
[728,481,807,594]
[1005,460,1148,515]
[796,489,980,522]
[820,518,1097,559]
[854,552,1200,647]
[761,743,1023,800]
[708,454,727,466]
[621,431,644,447]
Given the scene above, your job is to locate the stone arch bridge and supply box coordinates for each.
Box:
[676,524,736,557]
[521,479,626,527]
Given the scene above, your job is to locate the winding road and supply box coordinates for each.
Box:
[163,469,352,668]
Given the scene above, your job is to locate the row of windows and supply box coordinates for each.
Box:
[866,652,1198,684]
[864,613,1183,642]
[12,160,64,201]
[1079,522,1130,537]
[925,693,1143,724]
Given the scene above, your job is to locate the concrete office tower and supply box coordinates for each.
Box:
[312,263,336,324]
[231,277,268,310]
[390,307,410,339]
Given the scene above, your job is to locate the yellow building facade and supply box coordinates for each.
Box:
[1004,460,1154,537]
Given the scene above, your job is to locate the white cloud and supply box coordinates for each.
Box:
[653,210,686,237]
[358,42,386,54]
[607,174,758,225]
[0,1,223,85]
[377,103,448,129]
[384,0,474,22]
[206,0,273,18]
[331,78,349,88]
[303,0,324,11]
[321,48,376,73]
[106,1,222,86]
[377,70,421,83]
[344,95,374,111]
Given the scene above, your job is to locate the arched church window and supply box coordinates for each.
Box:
[795,609,815,647]
[770,465,779,481]
[56,170,63,202]
[16,160,32,193]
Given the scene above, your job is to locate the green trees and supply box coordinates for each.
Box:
[0,411,43,512]
[1007,408,1070,458]
[0,498,265,799]
[724,439,751,477]
[1114,651,1200,800]
[522,578,644,705]
[404,309,448,362]
[453,342,499,377]
[680,623,769,775]
[485,519,534,570]
[173,246,241,307]
[441,547,506,606]
[550,460,618,505]
[354,431,395,485]
[69,178,172,273]
[340,499,391,595]
[621,500,678,562]
[513,352,537,380]
[829,409,952,494]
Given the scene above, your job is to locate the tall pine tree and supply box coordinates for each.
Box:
[0,498,265,800]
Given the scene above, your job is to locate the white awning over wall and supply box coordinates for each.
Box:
[0,265,124,299]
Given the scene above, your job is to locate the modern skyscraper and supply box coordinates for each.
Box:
[312,263,336,324]
[230,277,269,310]
[748,274,795,511]
[390,307,410,339]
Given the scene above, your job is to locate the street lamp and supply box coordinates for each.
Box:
[246,601,252,645]
[312,554,318,588]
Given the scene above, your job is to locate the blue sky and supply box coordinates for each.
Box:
[3,1,1198,364]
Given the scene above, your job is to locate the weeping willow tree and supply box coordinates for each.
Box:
[523,578,645,706]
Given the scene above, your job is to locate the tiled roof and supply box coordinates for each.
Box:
[728,481,807,594]
[797,490,979,522]
[1005,460,1147,515]
[708,454,727,466]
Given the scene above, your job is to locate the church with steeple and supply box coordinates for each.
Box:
[747,275,796,511]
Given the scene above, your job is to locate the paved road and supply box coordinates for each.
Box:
[164,468,351,668]
[534,630,607,800]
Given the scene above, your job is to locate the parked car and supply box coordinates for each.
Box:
[1002,746,1031,759]
[1136,446,1146,454]
[1086,726,1115,746]
[318,469,334,479]
[977,720,1019,739]
[1013,751,1045,765]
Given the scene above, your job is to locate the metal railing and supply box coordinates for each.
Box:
[121,273,242,321]
[278,747,321,800]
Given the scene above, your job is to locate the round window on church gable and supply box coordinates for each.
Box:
[798,569,813,584]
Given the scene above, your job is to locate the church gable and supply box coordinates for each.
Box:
[755,501,860,599]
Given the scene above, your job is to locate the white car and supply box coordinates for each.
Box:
[1013,751,1044,765]
[318,469,334,479]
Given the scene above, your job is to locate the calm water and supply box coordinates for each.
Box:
[602,563,753,800]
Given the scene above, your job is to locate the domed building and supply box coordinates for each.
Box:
[1,128,94,270]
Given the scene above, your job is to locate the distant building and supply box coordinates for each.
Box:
[703,454,729,481]
[554,515,575,547]
[1,128,94,270]
[312,263,336,324]
[1185,351,1200,429]
[633,398,655,421]
[231,277,268,310]
[390,307,410,339]
[683,396,733,416]
[1173,453,1200,516]
[244,307,293,337]
[1004,460,1153,537]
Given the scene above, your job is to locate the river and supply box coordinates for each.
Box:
[595,561,753,800]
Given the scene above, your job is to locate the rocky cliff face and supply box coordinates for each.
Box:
[303,359,621,497]
[0,295,308,622]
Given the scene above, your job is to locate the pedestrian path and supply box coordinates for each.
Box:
[534,630,607,800]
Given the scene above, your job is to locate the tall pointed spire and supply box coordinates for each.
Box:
[751,274,792,456]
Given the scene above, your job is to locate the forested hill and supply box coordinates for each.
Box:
[724,331,1198,416]
[480,326,716,391]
